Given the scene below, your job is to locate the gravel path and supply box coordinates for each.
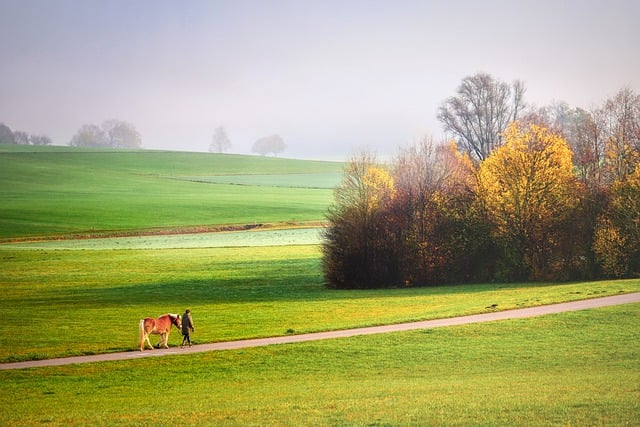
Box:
[2,292,639,371]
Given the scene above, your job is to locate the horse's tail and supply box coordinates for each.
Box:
[138,319,145,351]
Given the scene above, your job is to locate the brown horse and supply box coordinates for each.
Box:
[139,313,182,351]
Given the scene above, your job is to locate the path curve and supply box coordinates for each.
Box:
[2,292,639,371]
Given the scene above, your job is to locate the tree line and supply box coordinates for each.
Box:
[0,123,53,146]
[0,119,142,149]
[1,119,288,155]
[323,73,640,289]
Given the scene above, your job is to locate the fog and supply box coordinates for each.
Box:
[1,0,639,160]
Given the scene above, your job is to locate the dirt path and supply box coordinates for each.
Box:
[2,292,639,371]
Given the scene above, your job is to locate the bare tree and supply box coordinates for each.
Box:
[209,126,231,153]
[251,134,287,156]
[438,72,527,162]
[598,88,640,183]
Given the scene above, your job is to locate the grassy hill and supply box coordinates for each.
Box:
[0,144,343,239]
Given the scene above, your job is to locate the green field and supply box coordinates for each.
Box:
[0,144,342,239]
[1,301,638,425]
[2,243,638,363]
[1,144,639,425]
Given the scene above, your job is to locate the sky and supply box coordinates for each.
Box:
[1,0,639,161]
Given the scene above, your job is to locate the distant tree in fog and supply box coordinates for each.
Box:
[30,134,53,145]
[102,119,142,148]
[209,126,231,153]
[252,134,287,156]
[70,120,141,148]
[0,124,52,145]
[70,124,107,147]
[14,131,52,145]
[0,123,15,144]
[13,131,30,145]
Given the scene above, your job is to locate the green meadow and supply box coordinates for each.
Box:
[0,144,341,239]
[1,304,638,426]
[1,144,639,425]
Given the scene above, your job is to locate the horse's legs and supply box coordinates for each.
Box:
[160,332,169,348]
[144,333,154,350]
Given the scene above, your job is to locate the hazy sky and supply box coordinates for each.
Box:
[1,0,639,160]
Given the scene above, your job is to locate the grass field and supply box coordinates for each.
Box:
[0,144,342,239]
[1,304,638,425]
[1,244,638,363]
[1,144,639,425]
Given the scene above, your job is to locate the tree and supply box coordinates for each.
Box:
[391,138,479,284]
[102,119,142,148]
[598,88,640,184]
[0,123,15,144]
[70,120,141,148]
[593,164,640,278]
[438,72,526,162]
[70,124,107,147]
[252,134,287,156]
[13,130,30,145]
[322,152,398,289]
[476,122,579,280]
[209,126,232,153]
[29,134,52,145]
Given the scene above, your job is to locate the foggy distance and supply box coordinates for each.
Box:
[1,0,638,160]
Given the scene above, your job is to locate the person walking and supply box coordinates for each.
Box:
[181,309,195,348]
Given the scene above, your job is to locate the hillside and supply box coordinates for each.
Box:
[0,145,343,239]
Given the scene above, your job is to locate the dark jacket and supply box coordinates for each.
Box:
[182,312,194,334]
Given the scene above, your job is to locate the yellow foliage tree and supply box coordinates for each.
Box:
[363,166,395,210]
[593,163,640,277]
[476,122,578,279]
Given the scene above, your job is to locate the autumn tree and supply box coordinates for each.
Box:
[322,152,397,289]
[476,122,579,280]
[438,72,526,163]
[593,164,640,277]
[392,138,486,284]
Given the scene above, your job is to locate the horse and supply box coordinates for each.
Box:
[139,313,182,351]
